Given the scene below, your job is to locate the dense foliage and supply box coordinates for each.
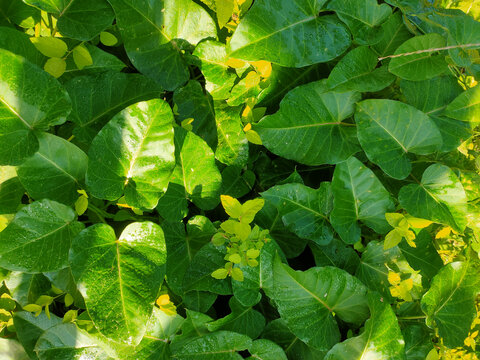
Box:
[0,0,480,359]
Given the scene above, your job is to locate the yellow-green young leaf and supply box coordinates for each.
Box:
[63,309,78,323]
[64,293,74,307]
[181,118,194,131]
[231,267,244,281]
[385,213,407,228]
[0,309,11,322]
[100,31,118,46]
[234,221,251,240]
[247,249,260,258]
[240,198,265,223]
[6,318,14,332]
[73,45,93,70]
[221,219,238,234]
[212,268,229,279]
[245,129,263,145]
[212,232,227,246]
[215,0,234,28]
[426,348,439,360]
[75,195,88,216]
[405,215,433,229]
[30,37,68,58]
[44,57,66,78]
[229,253,242,264]
[23,304,42,313]
[221,195,243,218]
[35,295,54,307]
[384,229,403,250]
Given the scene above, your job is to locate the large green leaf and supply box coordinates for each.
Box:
[70,222,167,345]
[221,166,255,198]
[398,164,468,232]
[421,260,480,348]
[65,72,163,144]
[402,325,434,360]
[355,99,443,179]
[0,166,24,214]
[247,339,288,360]
[261,182,334,245]
[86,99,175,210]
[326,0,392,45]
[310,238,360,275]
[272,256,369,350]
[372,12,412,57]
[229,0,351,67]
[388,34,449,81]
[214,103,248,168]
[17,133,87,206]
[0,48,71,165]
[107,0,216,90]
[3,272,51,306]
[0,27,45,66]
[173,80,217,149]
[206,297,265,338]
[0,0,39,28]
[327,46,395,92]
[255,80,361,165]
[324,292,405,360]
[163,216,216,295]
[171,330,252,360]
[330,156,394,244]
[445,83,480,127]
[14,312,62,360]
[35,323,114,360]
[157,127,222,212]
[193,40,237,100]
[0,199,82,272]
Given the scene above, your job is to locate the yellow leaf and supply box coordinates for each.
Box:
[243,123,252,132]
[388,272,401,286]
[251,60,272,78]
[384,229,402,249]
[156,294,170,307]
[73,45,93,70]
[436,226,452,239]
[245,71,261,89]
[215,0,234,28]
[221,219,238,234]
[405,215,433,228]
[226,57,246,68]
[30,36,67,58]
[44,57,66,78]
[426,348,439,360]
[240,198,265,223]
[234,221,251,240]
[160,302,177,316]
[385,212,405,227]
[221,195,243,218]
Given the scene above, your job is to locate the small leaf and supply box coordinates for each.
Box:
[99,31,118,46]
[30,37,68,58]
[72,45,93,70]
[245,129,263,145]
[229,254,242,264]
[215,0,234,28]
[221,195,243,218]
[212,268,229,279]
[231,267,244,281]
[75,195,88,216]
[64,294,74,308]
[23,304,42,313]
[44,57,66,78]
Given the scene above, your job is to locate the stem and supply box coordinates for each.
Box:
[398,315,427,320]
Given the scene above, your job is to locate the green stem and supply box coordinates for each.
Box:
[398,315,426,320]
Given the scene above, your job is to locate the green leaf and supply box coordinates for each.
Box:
[355,241,396,303]
[163,216,216,295]
[327,46,394,92]
[272,256,369,350]
[399,164,468,232]
[310,238,360,275]
[193,40,237,100]
[0,167,24,214]
[261,182,334,245]
[388,34,449,81]
[72,45,93,70]
[183,243,232,295]
[86,99,175,210]
[108,0,216,91]
[3,272,51,306]
[372,12,413,57]
[221,166,255,198]
[0,27,46,66]
[445,83,480,127]
[324,292,405,360]
[0,0,40,28]
[157,127,222,212]
[247,339,287,360]
[35,323,114,360]
[215,0,233,28]
[262,319,327,360]
[326,0,392,45]
[215,103,249,167]
[0,199,82,272]
[173,80,217,149]
[171,330,252,360]
[100,32,118,46]
[232,239,282,306]
[255,80,361,166]
[355,99,443,179]
[17,133,87,206]
[70,222,167,345]
[330,156,394,244]
[398,230,443,283]
[66,72,162,144]
[421,260,480,348]
[402,325,434,360]
[43,57,66,78]
[0,48,71,165]
[206,297,265,338]
[14,311,62,359]
[229,0,351,67]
